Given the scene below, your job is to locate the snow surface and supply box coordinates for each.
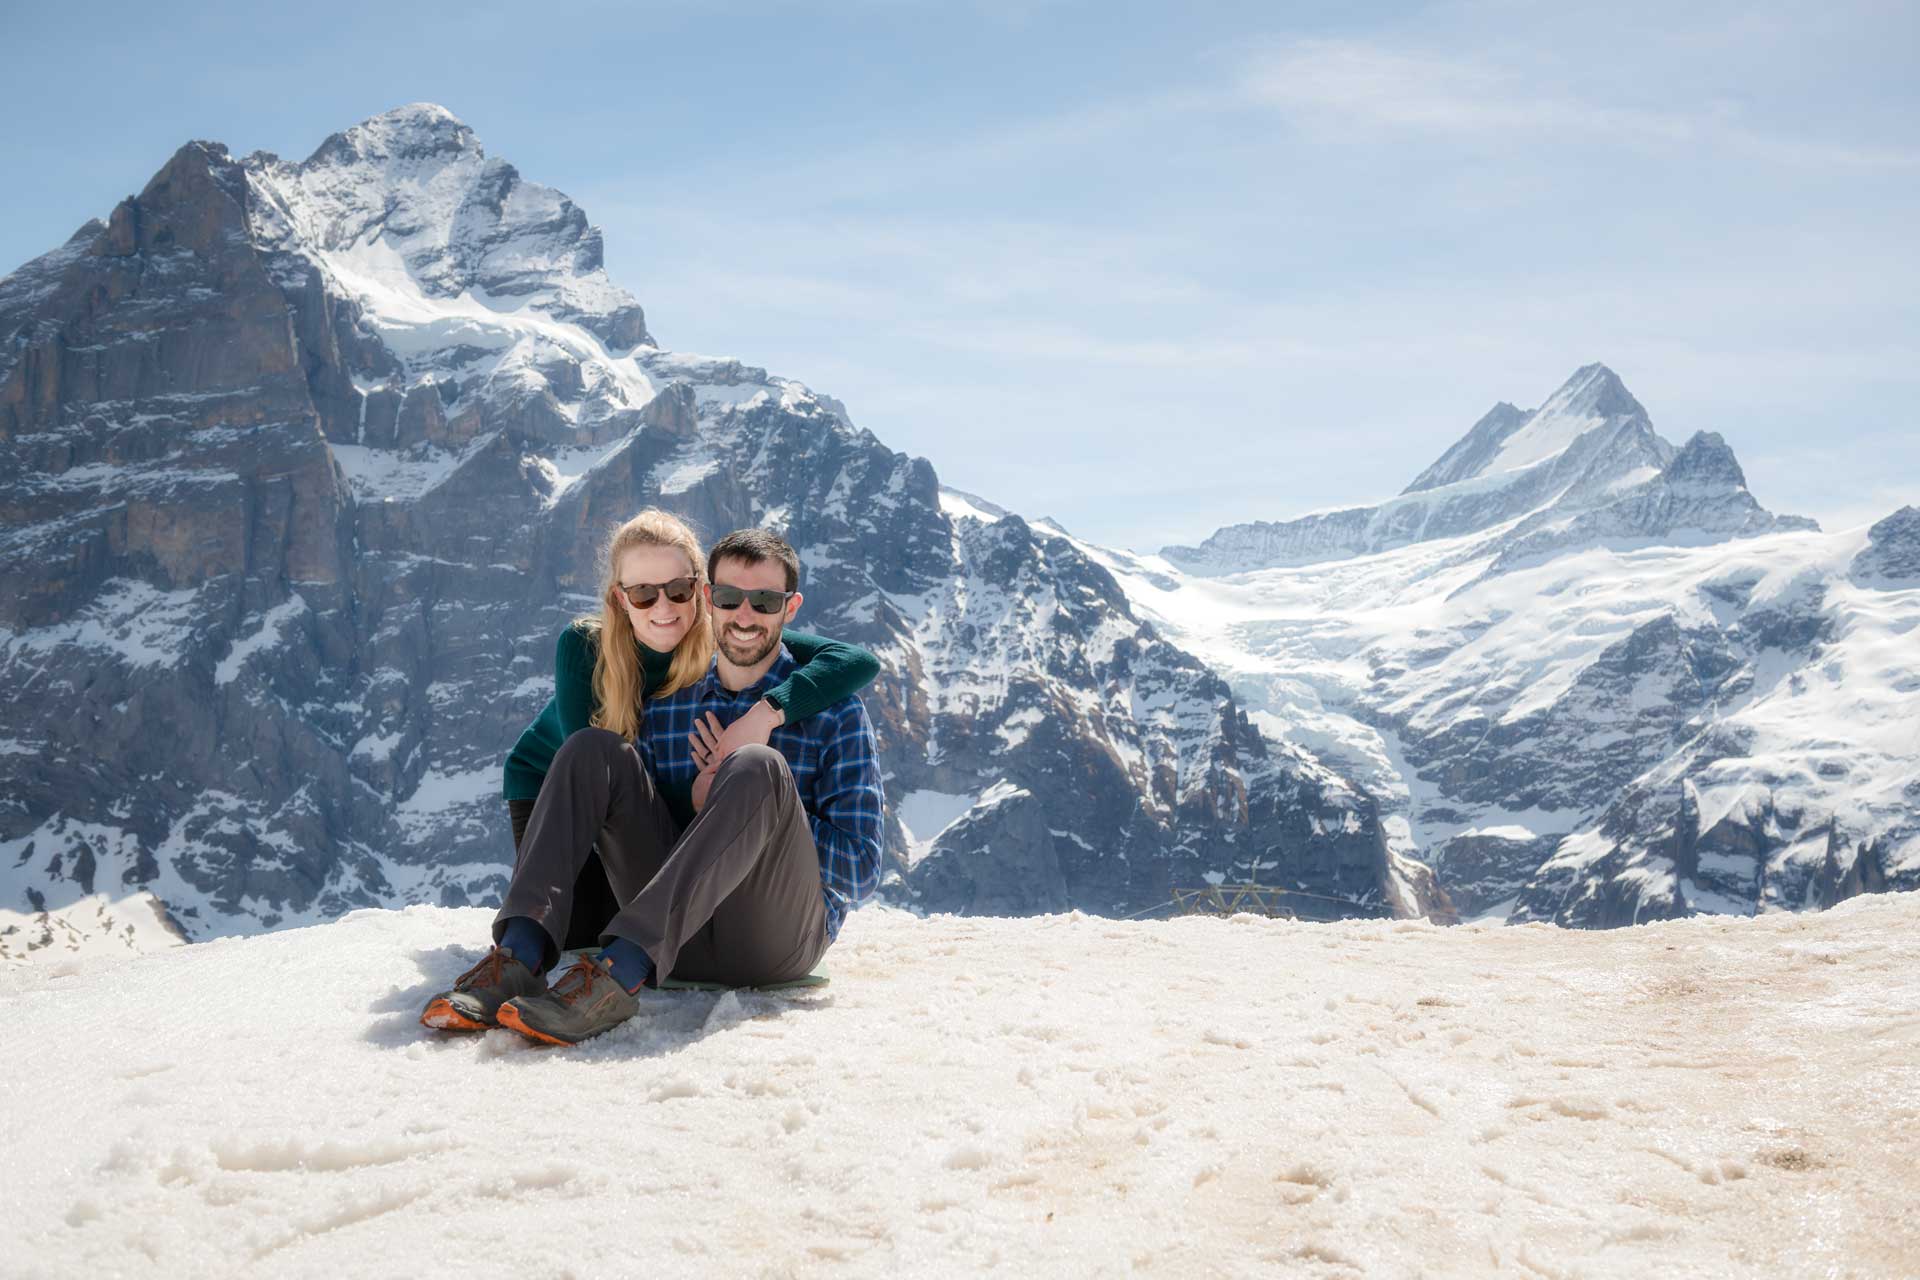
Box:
[939,487,1009,525]
[5,896,1917,1277]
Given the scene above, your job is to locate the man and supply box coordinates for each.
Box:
[426,528,884,1046]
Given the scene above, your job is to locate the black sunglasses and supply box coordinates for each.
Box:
[709,583,796,615]
[614,576,698,609]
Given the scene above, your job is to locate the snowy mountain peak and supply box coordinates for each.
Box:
[1541,362,1642,421]
[303,103,483,169]
[1462,362,1655,483]
[246,102,651,351]
[1400,364,1653,500]
[1162,364,1679,575]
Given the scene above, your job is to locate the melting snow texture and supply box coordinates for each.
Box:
[5,895,1917,1277]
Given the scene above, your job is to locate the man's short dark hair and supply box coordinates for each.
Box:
[708,528,800,593]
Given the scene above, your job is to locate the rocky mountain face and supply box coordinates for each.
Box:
[0,106,1445,959]
[1852,505,1920,584]
[1105,374,1917,928]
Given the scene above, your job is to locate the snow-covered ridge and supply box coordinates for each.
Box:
[1454,361,1642,479]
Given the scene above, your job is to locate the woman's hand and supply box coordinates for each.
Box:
[688,701,784,772]
[690,712,725,773]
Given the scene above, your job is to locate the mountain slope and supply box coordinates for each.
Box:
[0,105,1444,959]
[1091,374,1917,925]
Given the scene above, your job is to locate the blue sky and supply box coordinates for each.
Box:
[6,0,1915,549]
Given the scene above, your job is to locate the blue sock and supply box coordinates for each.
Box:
[498,917,550,974]
[601,937,655,993]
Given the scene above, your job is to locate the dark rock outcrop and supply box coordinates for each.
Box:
[1851,505,1920,584]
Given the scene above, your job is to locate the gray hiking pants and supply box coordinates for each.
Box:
[495,729,830,986]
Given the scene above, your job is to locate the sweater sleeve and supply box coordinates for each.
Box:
[554,624,598,738]
[766,630,880,724]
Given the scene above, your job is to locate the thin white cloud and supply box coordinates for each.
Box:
[1239,37,1920,170]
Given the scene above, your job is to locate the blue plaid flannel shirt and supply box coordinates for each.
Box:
[638,647,885,940]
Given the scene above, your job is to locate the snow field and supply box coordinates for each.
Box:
[5,896,1917,1278]
[1086,513,1920,887]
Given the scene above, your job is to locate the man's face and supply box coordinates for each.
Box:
[709,555,801,668]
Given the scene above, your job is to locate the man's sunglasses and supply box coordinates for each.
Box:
[710,583,796,615]
[614,577,698,609]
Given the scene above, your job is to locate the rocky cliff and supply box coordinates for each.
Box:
[0,106,1446,958]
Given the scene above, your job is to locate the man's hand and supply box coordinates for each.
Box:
[688,701,784,772]
[691,763,718,813]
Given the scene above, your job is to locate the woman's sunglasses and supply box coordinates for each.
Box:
[614,577,698,609]
[709,583,796,615]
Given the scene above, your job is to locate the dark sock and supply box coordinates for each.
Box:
[498,917,550,974]
[601,937,655,993]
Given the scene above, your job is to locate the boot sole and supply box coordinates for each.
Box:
[419,997,491,1033]
[495,1002,574,1046]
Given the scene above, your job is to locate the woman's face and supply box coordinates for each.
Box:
[612,545,699,652]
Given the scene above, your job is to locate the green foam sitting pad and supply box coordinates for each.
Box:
[656,969,830,993]
[565,948,828,993]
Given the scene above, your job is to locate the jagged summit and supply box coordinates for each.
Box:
[306,103,481,168]
[1410,363,1652,492]
[1402,364,1648,498]
[1854,504,1920,581]
[1486,427,1817,573]
[1163,363,1686,574]
[247,104,652,351]
[1161,364,1818,578]
[1545,362,1643,421]
[1662,430,1748,494]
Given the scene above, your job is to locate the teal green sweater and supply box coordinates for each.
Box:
[501,623,881,801]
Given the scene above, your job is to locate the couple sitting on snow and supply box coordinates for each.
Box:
[420,511,884,1046]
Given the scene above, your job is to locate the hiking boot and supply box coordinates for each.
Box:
[496,954,639,1046]
[419,946,546,1032]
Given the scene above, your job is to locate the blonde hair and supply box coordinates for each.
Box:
[582,509,714,741]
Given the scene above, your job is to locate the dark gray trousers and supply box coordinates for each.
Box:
[495,729,830,986]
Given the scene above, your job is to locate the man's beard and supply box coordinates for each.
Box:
[716,616,783,667]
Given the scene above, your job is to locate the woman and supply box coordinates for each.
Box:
[499,508,879,951]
